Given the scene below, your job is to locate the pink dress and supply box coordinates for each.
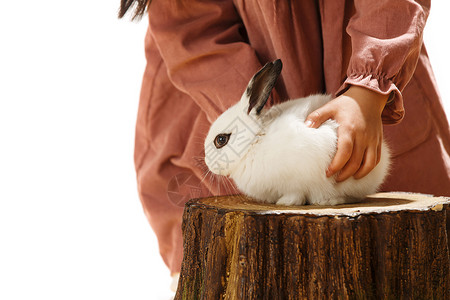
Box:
[134,0,450,274]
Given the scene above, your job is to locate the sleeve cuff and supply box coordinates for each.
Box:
[336,73,405,125]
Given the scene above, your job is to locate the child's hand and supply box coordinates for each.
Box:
[305,86,388,182]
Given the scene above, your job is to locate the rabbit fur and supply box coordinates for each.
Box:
[204,59,390,206]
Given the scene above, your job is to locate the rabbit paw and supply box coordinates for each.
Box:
[325,197,347,205]
[276,194,306,206]
[313,196,347,206]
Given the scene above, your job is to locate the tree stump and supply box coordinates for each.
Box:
[175,192,450,299]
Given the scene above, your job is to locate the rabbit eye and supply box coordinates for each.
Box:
[214,133,231,149]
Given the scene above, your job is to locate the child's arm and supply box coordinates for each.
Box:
[306,0,430,180]
[148,1,266,122]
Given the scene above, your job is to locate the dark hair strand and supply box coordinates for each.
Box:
[118,0,150,20]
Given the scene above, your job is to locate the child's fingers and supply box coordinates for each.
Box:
[354,146,378,179]
[335,140,365,182]
[326,130,353,178]
[376,137,382,164]
[305,105,334,129]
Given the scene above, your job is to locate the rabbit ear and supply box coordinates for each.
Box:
[246,59,282,115]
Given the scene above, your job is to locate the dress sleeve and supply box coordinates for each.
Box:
[336,0,430,124]
[147,0,266,122]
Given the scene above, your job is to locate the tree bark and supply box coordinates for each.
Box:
[174,192,450,299]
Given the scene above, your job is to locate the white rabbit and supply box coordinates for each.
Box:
[204,59,390,206]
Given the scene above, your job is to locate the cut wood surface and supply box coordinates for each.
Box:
[175,192,450,299]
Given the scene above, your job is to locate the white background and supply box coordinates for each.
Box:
[0,2,448,300]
